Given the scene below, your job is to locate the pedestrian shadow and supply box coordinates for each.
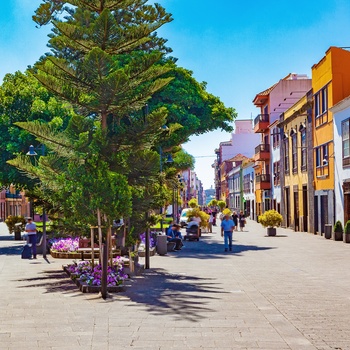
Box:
[120,268,225,322]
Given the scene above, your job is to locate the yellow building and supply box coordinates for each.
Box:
[279,95,312,232]
[312,47,350,234]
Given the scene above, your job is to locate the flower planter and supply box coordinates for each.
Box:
[138,247,156,257]
[62,262,127,294]
[333,231,343,241]
[267,227,277,236]
[343,232,350,243]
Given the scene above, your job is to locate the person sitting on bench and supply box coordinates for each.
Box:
[167,223,183,250]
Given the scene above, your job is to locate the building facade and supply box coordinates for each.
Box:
[330,96,350,226]
[311,47,350,234]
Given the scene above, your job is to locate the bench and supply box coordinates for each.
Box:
[78,238,120,260]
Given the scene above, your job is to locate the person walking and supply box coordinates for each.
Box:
[221,214,235,252]
[25,218,37,259]
[232,211,239,231]
[239,210,246,232]
[208,213,214,233]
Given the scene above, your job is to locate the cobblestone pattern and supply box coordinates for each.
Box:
[1,221,350,349]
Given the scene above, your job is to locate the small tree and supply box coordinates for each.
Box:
[344,220,350,234]
[334,220,344,233]
[5,215,26,234]
[217,200,226,212]
[208,199,218,207]
[258,210,283,228]
[188,198,198,208]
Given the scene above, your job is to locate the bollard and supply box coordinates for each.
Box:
[101,243,108,299]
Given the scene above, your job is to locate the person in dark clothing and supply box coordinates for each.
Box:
[238,210,246,231]
[232,211,239,231]
[167,224,183,250]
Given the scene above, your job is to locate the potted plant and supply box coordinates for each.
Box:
[333,220,343,241]
[5,215,26,240]
[343,220,350,243]
[258,210,283,236]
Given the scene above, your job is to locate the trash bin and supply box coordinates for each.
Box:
[324,224,332,239]
[156,234,167,255]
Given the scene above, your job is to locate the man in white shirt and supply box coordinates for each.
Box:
[25,218,37,259]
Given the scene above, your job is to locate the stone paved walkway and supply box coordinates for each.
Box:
[1,220,350,349]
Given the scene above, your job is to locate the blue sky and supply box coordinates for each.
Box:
[2,0,350,188]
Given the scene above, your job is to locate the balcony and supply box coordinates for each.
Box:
[254,144,270,161]
[254,114,269,133]
[255,174,271,190]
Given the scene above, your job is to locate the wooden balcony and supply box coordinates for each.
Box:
[254,144,270,161]
[255,174,271,190]
[254,114,269,133]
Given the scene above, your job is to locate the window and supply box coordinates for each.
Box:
[314,86,328,127]
[314,93,320,117]
[291,132,297,173]
[321,88,327,114]
[273,161,280,185]
[272,127,280,148]
[315,143,329,177]
[342,119,350,166]
[300,127,307,171]
[284,136,289,174]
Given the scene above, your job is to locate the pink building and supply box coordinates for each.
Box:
[0,185,31,221]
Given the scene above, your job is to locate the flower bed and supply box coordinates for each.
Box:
[63,258,128,293]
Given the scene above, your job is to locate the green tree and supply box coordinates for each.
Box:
[0,71,74,186]
[151,64,236,148]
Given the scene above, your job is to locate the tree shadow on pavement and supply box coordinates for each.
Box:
[170,238,275,259]
[0,244,24,256]
[121,268,226,323]
[16,269,84,296]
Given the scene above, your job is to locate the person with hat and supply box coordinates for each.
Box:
[221,213,235,252]
[25,218,37,259]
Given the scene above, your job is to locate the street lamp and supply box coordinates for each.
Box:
[26,144,47,260]
[159,145,173,232]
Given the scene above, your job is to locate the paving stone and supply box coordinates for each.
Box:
[2,220,350,349]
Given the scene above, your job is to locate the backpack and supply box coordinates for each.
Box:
[21,244,32,259]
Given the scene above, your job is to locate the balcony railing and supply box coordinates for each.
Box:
[254,143,270,161]
[254,114,269,133]
[255,174,271,190]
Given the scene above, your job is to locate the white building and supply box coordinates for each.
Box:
[330,97,350,226]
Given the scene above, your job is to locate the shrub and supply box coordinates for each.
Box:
[345,220,350,234]
[258,210,283,228]
[217,200,226,211]
[186,208,209,228]
[5,215,26,234]
[334,220,343,233]
[208,199,218,207]
[188,198,198,208]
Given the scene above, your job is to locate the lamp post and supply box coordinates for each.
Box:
[159,146,173,232]
[26,144,47,259]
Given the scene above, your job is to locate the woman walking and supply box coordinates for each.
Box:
[238,210,246,232]
[232,211,238,231]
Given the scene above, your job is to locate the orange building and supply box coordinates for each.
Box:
[311,47,350,234]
